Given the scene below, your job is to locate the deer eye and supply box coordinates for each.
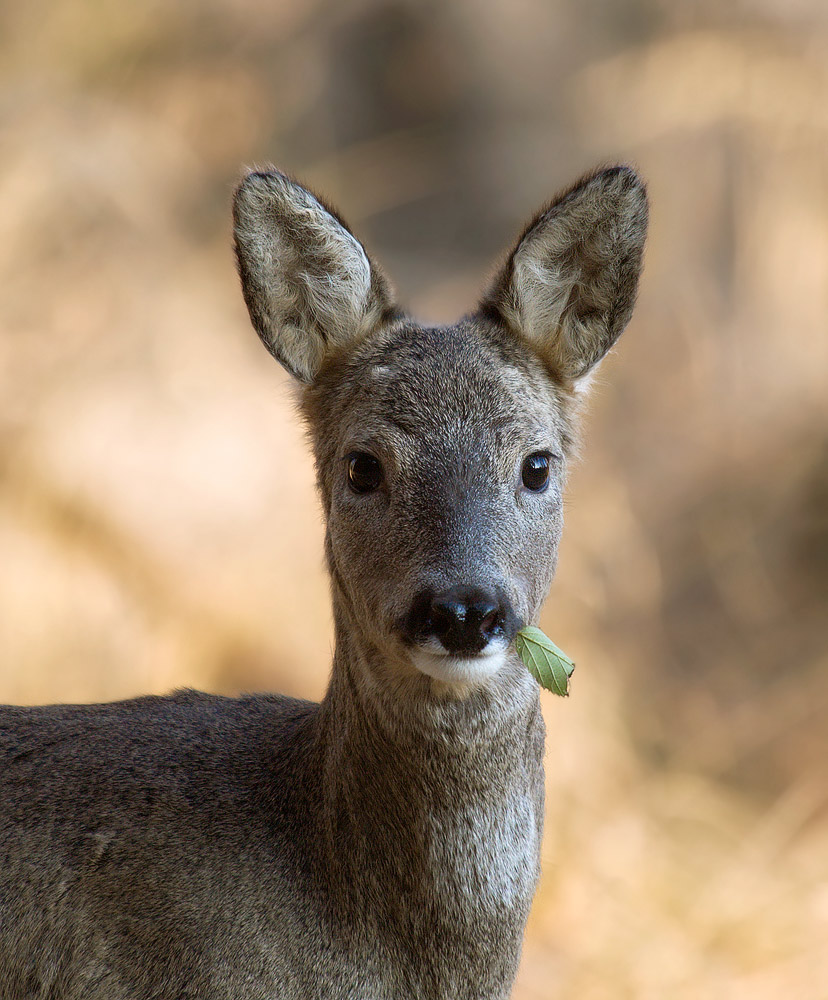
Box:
[521,452,551,492]
[346,452,383,494]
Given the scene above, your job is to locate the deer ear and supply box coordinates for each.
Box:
[481,166,648,383]
[233,170,395,383]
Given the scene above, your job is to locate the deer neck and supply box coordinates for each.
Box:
[312,602,546,929]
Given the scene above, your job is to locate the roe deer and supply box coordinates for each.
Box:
[0,165,647,999]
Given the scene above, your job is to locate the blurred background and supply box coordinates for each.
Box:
[1,0,827,995]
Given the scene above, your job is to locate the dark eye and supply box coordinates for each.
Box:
[521,452,551,492]
[346,452,383,494]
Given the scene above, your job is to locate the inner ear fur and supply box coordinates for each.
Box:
[233,169,395,383]
[480,166,648,383]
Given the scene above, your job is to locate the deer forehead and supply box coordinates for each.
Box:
[314,321,565,455]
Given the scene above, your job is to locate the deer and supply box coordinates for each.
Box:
[0,165,647,999]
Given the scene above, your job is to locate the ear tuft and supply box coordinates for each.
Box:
[233,169,394,383]
[481,166,648,383]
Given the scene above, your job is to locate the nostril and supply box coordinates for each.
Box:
[478,606,500,637]
[431,596,466,630]
[430,595,468,631]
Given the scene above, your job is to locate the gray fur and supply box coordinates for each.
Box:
[233,169,397,383]
[0,166,647,999]
[481,166,648,382]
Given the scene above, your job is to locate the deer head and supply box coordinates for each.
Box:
[233,167,647,692]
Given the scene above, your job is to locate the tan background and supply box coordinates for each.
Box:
[1,1,827,996]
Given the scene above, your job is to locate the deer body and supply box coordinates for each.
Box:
[1,683,541,999]
[0,167,646,999]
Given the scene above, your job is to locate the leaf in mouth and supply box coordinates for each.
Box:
[515,626,575,697]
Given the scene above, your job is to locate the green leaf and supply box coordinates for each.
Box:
[515,626,575,697]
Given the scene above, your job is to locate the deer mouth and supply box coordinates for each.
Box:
[408,637,510,685]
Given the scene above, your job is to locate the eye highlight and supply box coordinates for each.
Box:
[521,452,551,492]
[346,452,383,494]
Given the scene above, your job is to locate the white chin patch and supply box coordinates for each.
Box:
[409,637,508,685]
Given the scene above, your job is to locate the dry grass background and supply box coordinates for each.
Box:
[1,0,827,995]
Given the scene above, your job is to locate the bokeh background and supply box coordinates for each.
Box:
[1,0,827,996]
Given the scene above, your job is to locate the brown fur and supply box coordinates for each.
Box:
[0,166,647,999]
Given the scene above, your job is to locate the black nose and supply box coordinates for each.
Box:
[429,586,503,656]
